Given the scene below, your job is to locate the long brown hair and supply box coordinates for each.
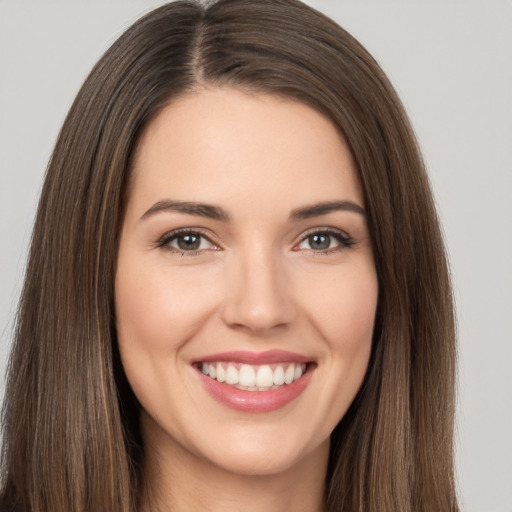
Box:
[1,1,459,510]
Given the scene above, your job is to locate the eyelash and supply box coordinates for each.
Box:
[156,228,218,256]
[295,227,355,255]
[156,227,355,256]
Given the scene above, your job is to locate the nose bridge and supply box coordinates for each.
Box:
[221,242,295,333]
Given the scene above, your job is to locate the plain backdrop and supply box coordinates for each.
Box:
[0,1,511,510]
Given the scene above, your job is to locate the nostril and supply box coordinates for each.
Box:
[221,299,295,334]
[220,261,296,332]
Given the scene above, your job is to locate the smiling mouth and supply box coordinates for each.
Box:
[193,351,315,412]
[197,362,308,391]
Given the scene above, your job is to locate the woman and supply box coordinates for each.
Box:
[0,0,459,511]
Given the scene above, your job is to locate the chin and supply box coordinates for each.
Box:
[189,424,329,478]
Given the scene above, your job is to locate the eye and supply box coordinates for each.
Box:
[157,229,218,254]
[295,229,354,253]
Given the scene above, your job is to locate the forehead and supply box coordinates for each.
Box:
[128,87,362,215]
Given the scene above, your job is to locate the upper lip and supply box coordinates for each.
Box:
[192,350,313,365]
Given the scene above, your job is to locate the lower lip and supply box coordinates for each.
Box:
[196,366,314,413]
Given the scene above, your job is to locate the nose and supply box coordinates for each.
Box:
[220,247,296,335]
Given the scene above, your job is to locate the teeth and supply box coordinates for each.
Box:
[225,365,239,385]
[273,365,285,385]
[239,364,256,387]
[256,365,274,387]
[216,363,226,383]
[201,362,307,391]
[284,365,295,384]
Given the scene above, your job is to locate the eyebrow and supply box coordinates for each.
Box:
[140,199,366,222]
[289,200,366,220]
[141,200,230,222]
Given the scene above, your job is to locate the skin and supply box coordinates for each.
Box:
[115,87,378,512]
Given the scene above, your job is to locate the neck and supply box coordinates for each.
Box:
[139,418,328,512]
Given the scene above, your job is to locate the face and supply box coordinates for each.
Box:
[115,88,378,477]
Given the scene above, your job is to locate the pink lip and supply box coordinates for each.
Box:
[192,349,312,365]
[194,360,315,413]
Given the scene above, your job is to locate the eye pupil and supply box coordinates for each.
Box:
[309,234,330,250]
[177,234,200,250]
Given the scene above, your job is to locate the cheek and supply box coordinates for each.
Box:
[287,258,377,441]
[299,259,378,353]
[114,258,223,421]
[115,259,221,356]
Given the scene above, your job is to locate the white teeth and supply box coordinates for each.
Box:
[256,364,274,388]
[201,361,308,391]
[256,365,274,387]
[273,365,285,385]
[239,364,256,387]
[284,365,295,384]
[216,363,226,382]
[225,365,239,385]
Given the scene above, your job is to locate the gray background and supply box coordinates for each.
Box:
[1,1,511,510]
